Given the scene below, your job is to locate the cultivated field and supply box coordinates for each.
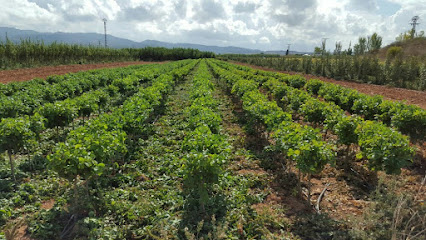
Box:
[0,61,165,84]
[0,59,425,239]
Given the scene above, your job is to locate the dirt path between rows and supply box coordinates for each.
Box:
[233,61,426,110]
[0,61,166,84]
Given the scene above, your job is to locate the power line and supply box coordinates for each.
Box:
[410,16,420,38]
[102,18,108,48]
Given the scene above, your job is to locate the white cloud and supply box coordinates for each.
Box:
[0,0,425,51]
[345,0,379,12]
[259,36,270,44]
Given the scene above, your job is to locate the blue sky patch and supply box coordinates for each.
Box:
[377,0,401,16]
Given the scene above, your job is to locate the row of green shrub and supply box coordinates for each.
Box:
[0,60,198,239]
[0,64,169,119]
[182,60,229,210]
[226,60,426,141]
[215,60,415,174]
[219,55,426,90]
[208,59,335,204]
[48,60,197,181]
[0,38,215,69]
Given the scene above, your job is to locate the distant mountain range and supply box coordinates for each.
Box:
[0,27,310,55]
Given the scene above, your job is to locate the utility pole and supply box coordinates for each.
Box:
[103,18,107,48]
[321,38,328,55]
[410,16,420,38]
[286,44,291,56]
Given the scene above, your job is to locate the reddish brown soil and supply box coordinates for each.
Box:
[233,61,426,110]
[16,224,32,240]
[0,61,166,84]
[41,199,55,210]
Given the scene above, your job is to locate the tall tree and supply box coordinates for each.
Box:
[354,37,367,55]
[367,33,382,51]
[321,39,327,55]
[347,41,353,55]
[334,41,342,55]
[314,46,322,55]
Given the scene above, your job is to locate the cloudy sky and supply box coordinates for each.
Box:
[0,0,425,52]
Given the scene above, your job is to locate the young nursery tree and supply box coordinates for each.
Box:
[0,116,34,182]
[48,120,127,182]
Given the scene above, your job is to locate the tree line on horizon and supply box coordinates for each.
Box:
[324,28,425,57]
[0,38,215,70]
[219,30,426,90]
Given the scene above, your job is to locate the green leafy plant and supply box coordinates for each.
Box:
[286,75,307,89]
[387,46,403,60]
[0,116,34,181]
[391,104,426,139]
[332,115,361,146]
[187,105,222,133]
[183,126,229,209]
[182,61,229,211]
[356,121,414,174]
[300,98,333,124]
[305,79,324,95]
[352,95,383,120]
[283,88,310,111]
[74,93,100,124]
[231,79,259,97]
[263,78,290,100]
[36,102,76,130]
[48,119,127,181]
